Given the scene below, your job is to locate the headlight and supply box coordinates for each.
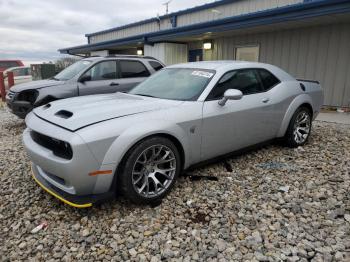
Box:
[17,90,39,104]
[31,130,73,160]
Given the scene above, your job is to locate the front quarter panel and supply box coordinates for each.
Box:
[77,101,203,171]
[35,82,78,105]
[103,120,190,165]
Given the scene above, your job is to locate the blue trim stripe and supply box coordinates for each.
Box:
[59,0,350,54]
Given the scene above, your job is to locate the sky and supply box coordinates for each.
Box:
[0,0,212,65]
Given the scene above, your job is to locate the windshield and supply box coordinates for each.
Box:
[129,68,215,101]
[54,60,92,81]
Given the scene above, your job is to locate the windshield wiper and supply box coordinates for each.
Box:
[133,94,157,98]
[50,77,59,81]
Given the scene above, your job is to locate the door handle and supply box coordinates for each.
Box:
[262,98,270,103]
[110,82,119,86]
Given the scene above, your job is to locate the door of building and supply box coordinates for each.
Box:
[188,49,203,62]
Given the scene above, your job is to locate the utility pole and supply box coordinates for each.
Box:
[163,0,172,15]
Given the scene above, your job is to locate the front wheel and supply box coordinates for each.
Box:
[118,137,181,204]
[283,107,312,148]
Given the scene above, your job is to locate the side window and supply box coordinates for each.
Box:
[120,60,150,78]
[207,69,263,100]
[84,61,117,81]
[149,61,164,71]
[26,68,32,76]
[257,69,280,90]
[0,61,19,68]
[12,69,20,77]
[18,68,28,76]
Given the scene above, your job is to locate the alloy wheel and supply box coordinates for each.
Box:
[131,145,177,198]
[293,111,311,144]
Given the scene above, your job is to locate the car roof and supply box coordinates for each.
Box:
[168,60,273,70]
[4,66,29,71]
[83,55,161,62]
[0,59,23,62]
[168,61,295,81]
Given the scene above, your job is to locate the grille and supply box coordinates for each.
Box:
[30,131,73,160]
[45,171,66,185]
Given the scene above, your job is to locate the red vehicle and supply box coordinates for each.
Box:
[0,60,24,72]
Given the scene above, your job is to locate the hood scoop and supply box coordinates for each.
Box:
[33,93,183,131]
[55,110,73,119]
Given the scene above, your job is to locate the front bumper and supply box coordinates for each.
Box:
[6,92,32,119]
[31,164,114,208]
[23,113,117,207]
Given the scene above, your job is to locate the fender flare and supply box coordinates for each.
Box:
[277,94,313,137]
[102,120,190,170]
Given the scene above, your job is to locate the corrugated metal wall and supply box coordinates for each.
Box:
[89,21,166,44]
[89,0,302,44]
[163,43,188,65]
[177,0,302,27]
[201,23,350,107]
[145,43,166,63]
[145,43,188,65]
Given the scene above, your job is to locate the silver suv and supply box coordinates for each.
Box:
[6,56,164,118]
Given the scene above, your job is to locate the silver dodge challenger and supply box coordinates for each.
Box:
[23,61,323,207]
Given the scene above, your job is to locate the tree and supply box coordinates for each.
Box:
[55,57,80,72]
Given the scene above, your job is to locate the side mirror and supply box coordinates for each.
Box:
[79,75,91,83]
[218,89,243,106]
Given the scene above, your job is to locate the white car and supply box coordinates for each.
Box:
[23,61,323,207]
[4,66,32,89]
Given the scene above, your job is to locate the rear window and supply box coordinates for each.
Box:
[0,61,20,68]
[257,69,280,90]
[120,60,150,78]
[149,61,164,71]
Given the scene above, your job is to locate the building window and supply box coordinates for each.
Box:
[235,45,260,62]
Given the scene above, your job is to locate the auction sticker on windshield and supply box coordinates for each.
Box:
[191,71,214,78]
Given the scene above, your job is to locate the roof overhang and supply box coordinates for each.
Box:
[59,0,350,55]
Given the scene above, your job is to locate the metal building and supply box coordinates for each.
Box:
[59,0,350,107]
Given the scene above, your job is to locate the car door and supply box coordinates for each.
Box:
[78,60,121,96]
[200,68,277,161]
[116,60,151,92]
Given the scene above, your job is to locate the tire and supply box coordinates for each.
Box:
[118,137,181,204]
[283,106,312,148]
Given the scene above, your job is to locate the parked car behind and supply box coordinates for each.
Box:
[23,61,323,207]
[6,55,164,118]
[0,60,24,72]
[3,66,32,90]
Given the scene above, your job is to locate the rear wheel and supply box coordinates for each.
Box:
[283,107,312,148]
[119,137,181,204]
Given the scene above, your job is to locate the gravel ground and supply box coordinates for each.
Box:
[0,105,349,262]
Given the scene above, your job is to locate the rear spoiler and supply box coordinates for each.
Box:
[297,79,320,84]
